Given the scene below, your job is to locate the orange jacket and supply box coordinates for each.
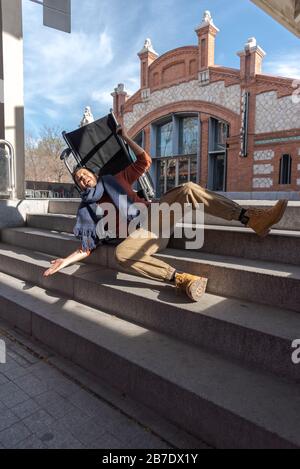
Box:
[83,149,152,254]
[99,149,152,206]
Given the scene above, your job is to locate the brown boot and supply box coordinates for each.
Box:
[175,273,208,302]
[245,200,288,237]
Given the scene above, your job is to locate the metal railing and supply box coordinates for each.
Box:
[25,189,74,199]
[0,139,16,199]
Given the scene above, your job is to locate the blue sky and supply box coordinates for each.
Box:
[23,0,300,137]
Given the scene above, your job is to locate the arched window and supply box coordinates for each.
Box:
[208,118,229,192]
[156,120,173,157]
[134,131,144,148]
[152,115,199,197]
[279,154,292,185]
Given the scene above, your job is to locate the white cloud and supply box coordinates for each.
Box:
[24,30,114,104]
[22,0,147,136]
[25,0,300,137]
[91,90,113,106]
[44,108,59,119]
[264,53,300,79]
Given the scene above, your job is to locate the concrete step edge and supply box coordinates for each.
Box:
[0,242,299,382]
[3,227,300,279]
[0,270,299,449]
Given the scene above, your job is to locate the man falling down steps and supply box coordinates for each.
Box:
[43,126,288,302]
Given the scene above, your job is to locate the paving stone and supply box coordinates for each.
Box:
[0,381,22,396]
[34,391,78,419]
[0,382,30,408]
[27,362,60,380]
[0,326,206,449]
[15,374,48,397]
[69,389,110,417]
[0,360,22,374]
[0,421,32,448]
[37,421,85,449]
[11,398,41,420]
[126,432,171,449]
[94,412,146,445]
[89,433,124,450]
[7,350,31,367]
[8,343,41,365]
[23,409,55,435]
[44,375,80,398]
[2,364,31,381]
[0,407,19,432]
[0,374,9,385]
[15,435,47,449]
[0,400,7,411]
[69,419,107,446]
[171,429,211,449]
[57,407,91,431]
[45,435,85,450]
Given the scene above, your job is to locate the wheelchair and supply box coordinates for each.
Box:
[60,111,155,202]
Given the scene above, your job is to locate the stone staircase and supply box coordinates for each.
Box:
[0,199,300,448]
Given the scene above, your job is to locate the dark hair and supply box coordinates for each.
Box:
[72,167,81,179]
[72,166,97,181]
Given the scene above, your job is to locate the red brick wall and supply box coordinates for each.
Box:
[115,32,300,193]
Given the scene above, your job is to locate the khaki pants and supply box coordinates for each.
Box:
[114,182,242,282]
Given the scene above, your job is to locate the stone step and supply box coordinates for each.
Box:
[154,249,300,313]
[47,199,300,231]
[204,201,300,231]
[0,242,299,383]
[171,225,300,266]
[27,214,300,266]
[1,226,107,266]
[27,213,76,234]
[0,271,299,449]
[3,227,300,312]
[48,199,80,215]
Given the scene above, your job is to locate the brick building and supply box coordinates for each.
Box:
[112,11,300,198]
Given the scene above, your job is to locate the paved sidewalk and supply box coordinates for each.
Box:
[0,327,173,449]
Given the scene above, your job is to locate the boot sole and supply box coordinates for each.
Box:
[257,200,288,238]
[187,277,208,302]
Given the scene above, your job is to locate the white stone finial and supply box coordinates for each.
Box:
[196,10,219,32]
[116,83,125,93]
[245,37,257,50]
[203,10,213,24]
[138,38,158,56]
[80,106,94,127]
[239,37,266,57]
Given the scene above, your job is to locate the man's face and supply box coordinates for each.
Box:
[75,168,97,191]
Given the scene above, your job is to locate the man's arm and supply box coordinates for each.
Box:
[43,248,91,277]
[117,126,152,184]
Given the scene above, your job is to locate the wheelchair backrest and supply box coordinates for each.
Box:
[62,113,133,177]
[61,112,155,201]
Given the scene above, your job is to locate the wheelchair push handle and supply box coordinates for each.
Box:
[60,148,72,161]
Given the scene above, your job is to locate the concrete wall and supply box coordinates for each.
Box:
[0,0,25,200]
[0,200,49,230]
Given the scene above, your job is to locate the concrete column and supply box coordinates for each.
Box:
[0,0,25,199]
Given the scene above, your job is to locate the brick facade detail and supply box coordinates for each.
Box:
[112,13,300,193]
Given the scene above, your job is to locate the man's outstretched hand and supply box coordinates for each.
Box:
[43,259,65,277]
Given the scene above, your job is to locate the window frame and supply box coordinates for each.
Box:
[279,154,292,185]
[151,113,200,197]
[208,117,229,192]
